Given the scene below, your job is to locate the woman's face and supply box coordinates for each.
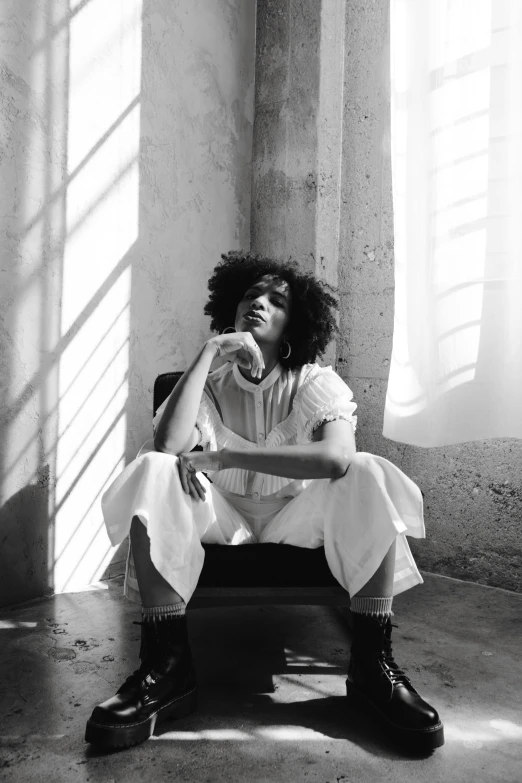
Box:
[235,274,292,346]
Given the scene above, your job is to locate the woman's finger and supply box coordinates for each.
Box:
[245,335,264,376]
[179,456,198,497]
[185,468,198,500]
[178,458,190,494]
[188,477,199,501]
[185,463,200,500]
[234,355,252,369]
[191,475,206,501]
[254,344,265,375]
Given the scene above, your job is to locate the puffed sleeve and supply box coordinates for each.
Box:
[152,390,217,450]
[298,368,357,442]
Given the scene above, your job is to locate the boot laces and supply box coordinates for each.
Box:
[380,623,412,688]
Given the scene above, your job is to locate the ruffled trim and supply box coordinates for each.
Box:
[298,370,357,442]
[304,393,358,440]
[264,364,323,446]
[308,409,358,441]
[265,410,298,447]
[291,364,329,409]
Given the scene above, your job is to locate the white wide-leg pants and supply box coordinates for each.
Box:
[102,445,426,605]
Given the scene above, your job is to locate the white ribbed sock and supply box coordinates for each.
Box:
[351,596,393,618]
[141,602,186,622]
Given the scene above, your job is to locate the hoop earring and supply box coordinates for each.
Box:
[221,326,236,334]
[280,340,291,360]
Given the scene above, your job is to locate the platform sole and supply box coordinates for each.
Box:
[346,680,445,752]
[84,684,198,750]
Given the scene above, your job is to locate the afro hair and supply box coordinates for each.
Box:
[204,251,339,369]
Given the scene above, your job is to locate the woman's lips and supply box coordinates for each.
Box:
[243,311,265,323]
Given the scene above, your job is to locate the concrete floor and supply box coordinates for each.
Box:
[0,573,520,783]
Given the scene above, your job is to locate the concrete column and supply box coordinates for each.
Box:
[251,0,346,301]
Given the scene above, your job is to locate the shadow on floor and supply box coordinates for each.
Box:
[0,573,521,782]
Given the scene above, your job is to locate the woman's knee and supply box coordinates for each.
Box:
[345,451,378,475]
[139,449,179,467]
[137,450,182,484]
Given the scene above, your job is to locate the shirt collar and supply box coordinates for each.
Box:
[232,361,283,392]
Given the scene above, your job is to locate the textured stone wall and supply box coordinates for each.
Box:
[0,0,255,606]
[338,0,522,592]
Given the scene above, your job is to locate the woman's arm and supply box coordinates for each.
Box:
[222,419,356,479]
[154,332,265,456]
[180,419,356,481]
[154,343,217,455]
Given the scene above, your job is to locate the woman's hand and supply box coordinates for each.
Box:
[177,450,225,501]
[206,332,264,378]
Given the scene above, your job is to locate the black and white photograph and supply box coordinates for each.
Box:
[0,1,520,781]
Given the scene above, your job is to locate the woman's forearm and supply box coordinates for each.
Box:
[221,442,354,480]
[154,343,216,455]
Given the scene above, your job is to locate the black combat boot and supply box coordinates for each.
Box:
[346,613,444,752]
[85,615,197,749]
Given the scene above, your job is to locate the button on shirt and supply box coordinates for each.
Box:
[224,364,280,496]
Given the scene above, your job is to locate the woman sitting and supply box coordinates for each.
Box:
[85,252,444,752]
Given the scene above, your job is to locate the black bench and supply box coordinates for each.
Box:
[154,371,350,608]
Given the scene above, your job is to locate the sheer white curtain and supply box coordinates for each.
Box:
[384,0,522,446]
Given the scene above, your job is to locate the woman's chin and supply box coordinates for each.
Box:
[241,321,263,333]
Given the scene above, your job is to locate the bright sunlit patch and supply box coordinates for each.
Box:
[61,110,139,336]
[384,0,520,445]
[284,650,339,667]
[258,726,327,740]
[0,621,38,629]
[59,580,109,594]
[54,276,131,504]
[68,0,142,172]
[444,718,522,745]
[52,0,142,594]
[274,675,337,702]
[153,726,331,742]
[153,730,250,741]
[428,0,492,69]
[489,719,522,739]
[430,69,491,130]
[54,421,128,591]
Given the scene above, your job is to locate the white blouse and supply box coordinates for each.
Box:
[153,362,357,501]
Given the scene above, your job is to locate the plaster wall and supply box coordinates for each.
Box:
[338,0,522,592]
[0,0,255,606]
